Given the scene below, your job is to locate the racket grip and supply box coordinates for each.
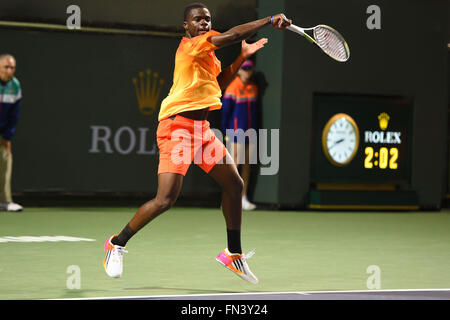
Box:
[287,24,305,36]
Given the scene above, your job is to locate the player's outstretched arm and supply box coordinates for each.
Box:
[217,39,267,90]
[210,13,291,49]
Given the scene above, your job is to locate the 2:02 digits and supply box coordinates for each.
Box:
[364,146,398,169]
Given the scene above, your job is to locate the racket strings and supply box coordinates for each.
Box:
[314,27,349,62]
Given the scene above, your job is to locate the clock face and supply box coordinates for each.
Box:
[322,113,360,166]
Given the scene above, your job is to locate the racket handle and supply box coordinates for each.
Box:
[287,24,305,36]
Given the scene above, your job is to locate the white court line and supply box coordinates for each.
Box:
[0,236,96,243]
[300,288,450,294]
[54,291,310,300]
[54,288,450,300]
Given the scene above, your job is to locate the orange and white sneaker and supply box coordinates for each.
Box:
[215,248,258,284]
[103,235,127,278]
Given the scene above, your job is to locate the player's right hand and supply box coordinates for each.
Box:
[271,14,292,30]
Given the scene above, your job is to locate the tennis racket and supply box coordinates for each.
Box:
[287,23,350,62]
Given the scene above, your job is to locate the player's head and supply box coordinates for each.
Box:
[238,60,254,83]
[183,3,211,38]
[0,54,16,83]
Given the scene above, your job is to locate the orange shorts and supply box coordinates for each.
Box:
[157,115,227,176]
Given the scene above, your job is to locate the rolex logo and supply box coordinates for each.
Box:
[378,112,390,131]
[132,69,165,115]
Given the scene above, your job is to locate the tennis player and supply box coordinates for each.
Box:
[104,3,291,284]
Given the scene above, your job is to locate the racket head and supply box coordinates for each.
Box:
[313,25,350,62]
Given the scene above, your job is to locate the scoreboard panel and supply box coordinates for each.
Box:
[311,93,413,188]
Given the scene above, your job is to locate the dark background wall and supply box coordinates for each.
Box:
[0,0,258,31]
[0,0,448,208]
[254,0,448,209]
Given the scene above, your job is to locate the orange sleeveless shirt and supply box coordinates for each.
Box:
[158,30,222,121]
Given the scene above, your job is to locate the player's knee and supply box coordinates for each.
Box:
[228,175,244,197]
[155,196,176,212]
[237,176,244,193]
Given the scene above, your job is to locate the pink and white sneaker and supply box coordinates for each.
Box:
[216,248,258,284]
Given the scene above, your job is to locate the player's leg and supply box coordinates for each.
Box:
[104,115,191,278]
[127,172,184,234]
[104,173,183,278]
[112,172,184,247]
[112,115,191,246]
[209,152,244,234]
[208,152,258,284]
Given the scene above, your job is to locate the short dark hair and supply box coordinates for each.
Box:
[183,2,208,21]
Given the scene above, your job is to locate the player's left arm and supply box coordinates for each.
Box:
[217,39,267,90]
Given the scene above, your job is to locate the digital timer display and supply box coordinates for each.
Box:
[364,146,398,169]
[311,93,413,187]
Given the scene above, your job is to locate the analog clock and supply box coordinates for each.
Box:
[322,113,360,166]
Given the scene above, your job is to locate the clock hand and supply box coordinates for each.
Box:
[329,138,345,149]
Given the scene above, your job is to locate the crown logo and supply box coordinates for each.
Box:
[378,112,390,131]
[132,69,165,115]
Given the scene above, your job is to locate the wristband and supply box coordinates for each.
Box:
[270,16,274,25]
